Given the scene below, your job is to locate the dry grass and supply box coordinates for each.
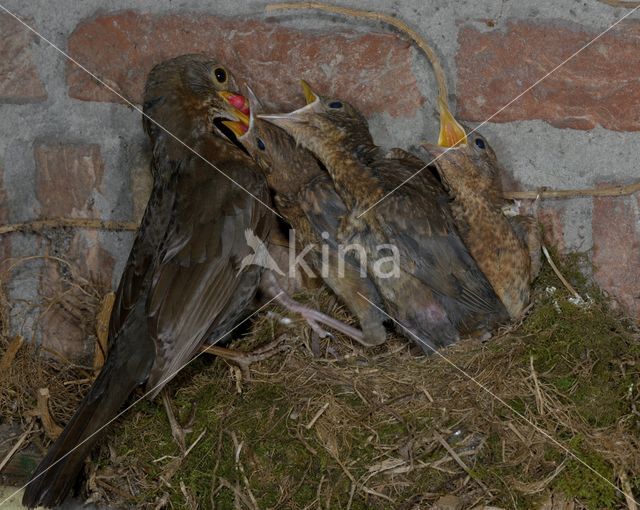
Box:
[1,253,639,509]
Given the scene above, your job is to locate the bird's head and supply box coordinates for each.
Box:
[421,97,500,194]
[257,80,374,158]
[142,54,249,148]
[218,85,317,177]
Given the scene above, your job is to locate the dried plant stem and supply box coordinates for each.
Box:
[599,0,640,6]
[542,245,582,300]
[504,180,640,200]
[0,420,34,472]
[0,335,24,373]
[0,218,138,235]
[266,1,449,106]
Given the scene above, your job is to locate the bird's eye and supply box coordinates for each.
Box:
[213,67,227,84]
[257,138,266,151]
[328,101,343,109]
[474,138,486,149]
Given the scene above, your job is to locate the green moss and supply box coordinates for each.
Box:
[96,252,637,509]
[555,436,618,509]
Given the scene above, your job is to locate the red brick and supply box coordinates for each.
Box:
[592,192,640,318]
[34,143,104,217]
[0,14,47,103]
[537,206,565,253]
[40,232,115,359]
[66,11,422,116]
[457,20,640,131]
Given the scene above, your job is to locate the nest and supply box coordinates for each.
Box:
[1,254,639,510]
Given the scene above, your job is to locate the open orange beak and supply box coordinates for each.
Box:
[220,120,249,138]
[437,97,467,148]
[217,91,250,126]
[300,79,319,105]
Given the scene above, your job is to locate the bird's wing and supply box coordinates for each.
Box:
[299,173,345,247]
[373,164,505,320]
[145,153,270,394]
[108,148,181,341]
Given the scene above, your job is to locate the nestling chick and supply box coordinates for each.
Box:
[260,82,509,352]
[422,99,541,318]
[223,87,388,346]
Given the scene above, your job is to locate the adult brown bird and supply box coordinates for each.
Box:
[222,88,388,346]
[22,54,271,508]
[422,99,541,318]
[260,82,509,352]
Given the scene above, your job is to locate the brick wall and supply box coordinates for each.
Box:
[0,1,638,356]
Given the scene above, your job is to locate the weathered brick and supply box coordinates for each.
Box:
[592,192,640,318]
[537,206,565,253]
[457,20,640,131]
[40,232,115,359]
[34,143,104,218]
[66,11,422,116]
[0,14,47,103]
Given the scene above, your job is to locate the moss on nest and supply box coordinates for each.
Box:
[2,252,639,509]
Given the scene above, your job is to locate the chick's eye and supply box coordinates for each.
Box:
[213,67,227,83]
[474,138,486,150]
[257,138,266,151]
[328,101,343,109]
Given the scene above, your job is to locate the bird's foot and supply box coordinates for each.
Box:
[200,335,290,381]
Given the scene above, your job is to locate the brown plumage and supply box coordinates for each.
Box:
[224,89,387,346]
[23,54,270,508]
[423,102,541,318]
[260,83,509,352]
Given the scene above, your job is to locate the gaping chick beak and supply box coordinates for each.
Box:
[217,90,250,138]
[300,79,319,105]
[237,84,264,140]
[437,97,467,148]
[257,79,321,130]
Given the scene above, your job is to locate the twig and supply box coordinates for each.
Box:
[305,402,329,429]
[504,181,640,200]
[434,431,489,492]
[529,356,545,416]
[0,218,138,235]
[0,420,34,472]
[542,245,583,301]
[230,432,259,510]
[598,0,640,6]
[0,335,24,373]
[27,388,63,439]
[266,1,449,106]
[620,471,638,510]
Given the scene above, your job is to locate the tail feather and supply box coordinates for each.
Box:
[22,329,154,508]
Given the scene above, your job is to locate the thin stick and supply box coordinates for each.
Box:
[0,420,34,472]
[0,218,138,235]
[504,180,640,200]
[434,431,489,492]
[0,335,24,373]
[542,245,582,301]
[305,402,329,429]
[266,2,449,106]
[599,0,640,7]
[620,471,639,510]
